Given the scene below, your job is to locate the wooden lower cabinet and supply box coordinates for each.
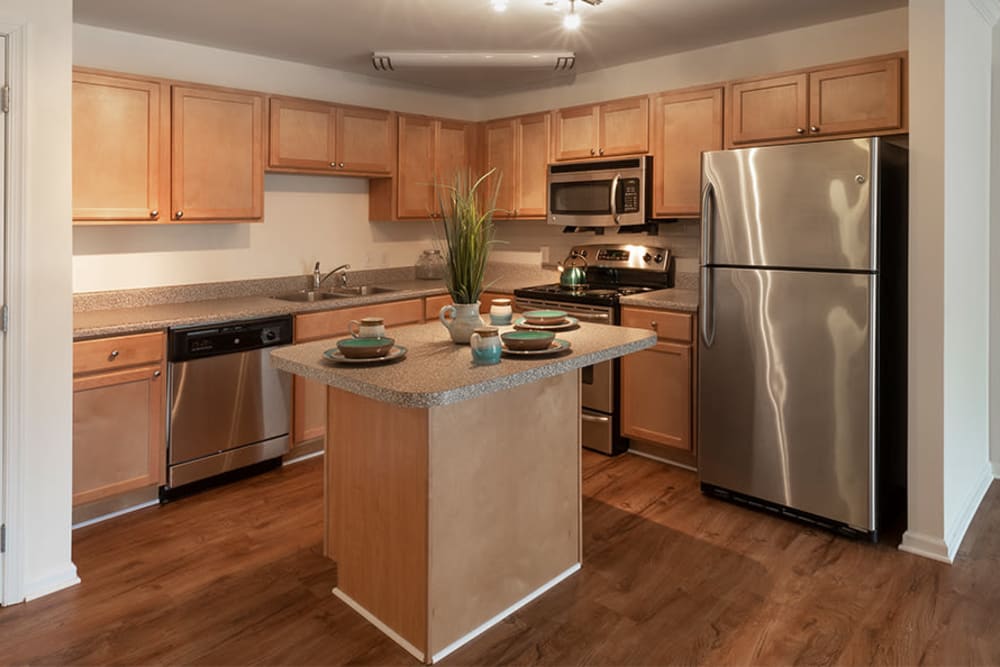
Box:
[620,307,696,456]
[292,299,424,446]
[72,332,166,506]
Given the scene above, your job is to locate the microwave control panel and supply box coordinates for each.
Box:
[621,178,640,213]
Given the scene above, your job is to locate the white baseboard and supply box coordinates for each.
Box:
[23,565,80,602]
[899,531,953,563]
[943,464,994,558]
[627,449,697,472]
[992,460,1000,478]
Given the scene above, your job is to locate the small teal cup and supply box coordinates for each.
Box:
[470,327,502,366]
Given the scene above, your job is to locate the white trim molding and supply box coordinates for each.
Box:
[944,464,995,557]
[899,531,953,564]
[23,565,80,602]
[993,460,1000,479]
[969,0,1000,25]
[0,19,26,607]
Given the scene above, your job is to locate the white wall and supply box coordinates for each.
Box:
[472,8,909,118]
[902,0,996,563]
[72,25,477,292]
[991,21,1000,478]
[0,0,77,601]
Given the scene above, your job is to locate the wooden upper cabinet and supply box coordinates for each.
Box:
[598,96,649,157]
[553,96,648,161]
[514,113,551,219]
[553,104,599,161]
[436,119,473,187]
[650,86,723,218]
[728,73,809,145]
[396,114,437,219]
[337,105,394,175]
[268,96,336,171]
[809,57,902,137]
[483,119,517,216]
[172,85,264,221]
[72,70,170,223]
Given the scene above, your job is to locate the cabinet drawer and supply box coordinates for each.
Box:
[295,298,424,342]
[424,294,453,321]
[74,331,165,375]
[621,307,693,343]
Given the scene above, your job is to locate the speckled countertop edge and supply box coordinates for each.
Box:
[619,288,699,312]
[270,322,656,408]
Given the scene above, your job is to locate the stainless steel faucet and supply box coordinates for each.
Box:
[313,262,351,289]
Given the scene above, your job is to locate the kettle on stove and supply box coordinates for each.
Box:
[559,251,588,289]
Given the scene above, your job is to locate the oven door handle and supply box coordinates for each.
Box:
[609,173,621,224]
[571,311,611,323]
[581,413,610,424]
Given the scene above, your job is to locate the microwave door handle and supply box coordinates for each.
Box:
[610,173,621,224]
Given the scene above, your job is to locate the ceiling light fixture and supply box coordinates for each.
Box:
[491,0,508,11]
[563,0,581,30]
[371,51,576,71]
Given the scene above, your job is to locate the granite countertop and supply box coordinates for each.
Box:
[73,280,451,339]
[270,320,656,408]
[619,287,699,312]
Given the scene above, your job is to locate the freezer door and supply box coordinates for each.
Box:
[702,138,876,271]
[698,268,876,530]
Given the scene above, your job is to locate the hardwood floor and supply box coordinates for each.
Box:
[2,452,998,666]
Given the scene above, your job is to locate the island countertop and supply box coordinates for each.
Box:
[270,319,656,408]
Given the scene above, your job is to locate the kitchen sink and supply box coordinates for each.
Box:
[328,285,397,296]
[271,290,347,302]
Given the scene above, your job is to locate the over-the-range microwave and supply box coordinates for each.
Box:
[547,156,652,228]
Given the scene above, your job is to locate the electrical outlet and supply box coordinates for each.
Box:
[540,246,551,264]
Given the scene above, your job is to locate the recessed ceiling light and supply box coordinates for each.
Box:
[563,0,581,30]
[491,0,508,12]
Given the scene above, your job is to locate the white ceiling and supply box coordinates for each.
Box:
[73,0,907,96]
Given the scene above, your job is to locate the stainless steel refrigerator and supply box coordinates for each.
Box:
[698,137,907,538]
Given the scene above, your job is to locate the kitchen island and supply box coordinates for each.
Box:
[271,320,655,663]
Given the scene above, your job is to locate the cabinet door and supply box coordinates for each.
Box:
[553,105,598,161]
[808,57,902,138]
[436,119,473,190]
[73,364,165,505]
[172,85,264,221]
[598,97,649,157]
[483,119,517,216]
[268,97,336,171]
[424,293,454,321]
[397,114,437,219]
[72,70,169,223]
[651,87,723,218]
[337,106,394,175]
[728,74,808,145]
[514,113,551,219]
[621,340,693,452]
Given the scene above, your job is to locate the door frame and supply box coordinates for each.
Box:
[0,21,27,606]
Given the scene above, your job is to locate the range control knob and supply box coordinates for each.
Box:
[643,252,653,263]
[580,250,588,258]
[264,330,277,341]
[654,254,664,264]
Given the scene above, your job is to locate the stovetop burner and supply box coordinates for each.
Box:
[514,282,660,307]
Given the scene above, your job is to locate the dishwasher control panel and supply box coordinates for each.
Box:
[169,315,293,361]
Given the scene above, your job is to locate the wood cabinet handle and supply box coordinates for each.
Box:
[810,126,820,133]
[329,162,337,168]
[109,350,119,360]
[590,148,596,156]
[339,162,345,168]
[175,210,184,219]
[153,370,161,377]
[650,321,658,330]
[599,148,605,156]
[150,209,159,219]
[795,128,805,134]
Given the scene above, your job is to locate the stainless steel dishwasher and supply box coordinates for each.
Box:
[166,315,293,489]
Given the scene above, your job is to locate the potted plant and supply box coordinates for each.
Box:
[435,168,501,344]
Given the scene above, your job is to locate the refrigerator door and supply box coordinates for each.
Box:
[698,267,876,530]
[702,138,877,272]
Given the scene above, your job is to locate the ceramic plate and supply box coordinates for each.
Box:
[501,339,572,357]
[513,316,579,331]
[323,345,408,364]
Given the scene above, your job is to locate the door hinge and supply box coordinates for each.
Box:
[1,304,8,333]
[1,85,9,114]
[1,524,6,554]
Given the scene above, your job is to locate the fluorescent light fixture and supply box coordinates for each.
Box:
[372,51,576,71]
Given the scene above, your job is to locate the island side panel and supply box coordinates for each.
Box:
[426,371,582,658]
[327,387,430,659]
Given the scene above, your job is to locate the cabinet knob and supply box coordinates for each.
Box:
[339,162,345,168]
[109,350,119,360]
[150,209,159,219]
[175,210,184,219]
[795,128,805,134]
[329,162,337,168]
[650,321,658,330]
[590,148,596,156]
[810,125,820,133]
[599,148,605,156]
[153,370,161,377]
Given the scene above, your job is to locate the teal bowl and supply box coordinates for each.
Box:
[336,336,395,359]
[522,309,568,325]
[501,330,555,351]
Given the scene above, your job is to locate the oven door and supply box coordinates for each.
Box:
[547,159,646,227]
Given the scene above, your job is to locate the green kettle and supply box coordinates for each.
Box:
[559,251,588,288]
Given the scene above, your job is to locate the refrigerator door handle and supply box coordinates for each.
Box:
[610,173,621,224]
[700,181,715,265]
[701,267,716,347]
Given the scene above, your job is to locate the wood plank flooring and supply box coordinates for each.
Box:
[2,451,998,666]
